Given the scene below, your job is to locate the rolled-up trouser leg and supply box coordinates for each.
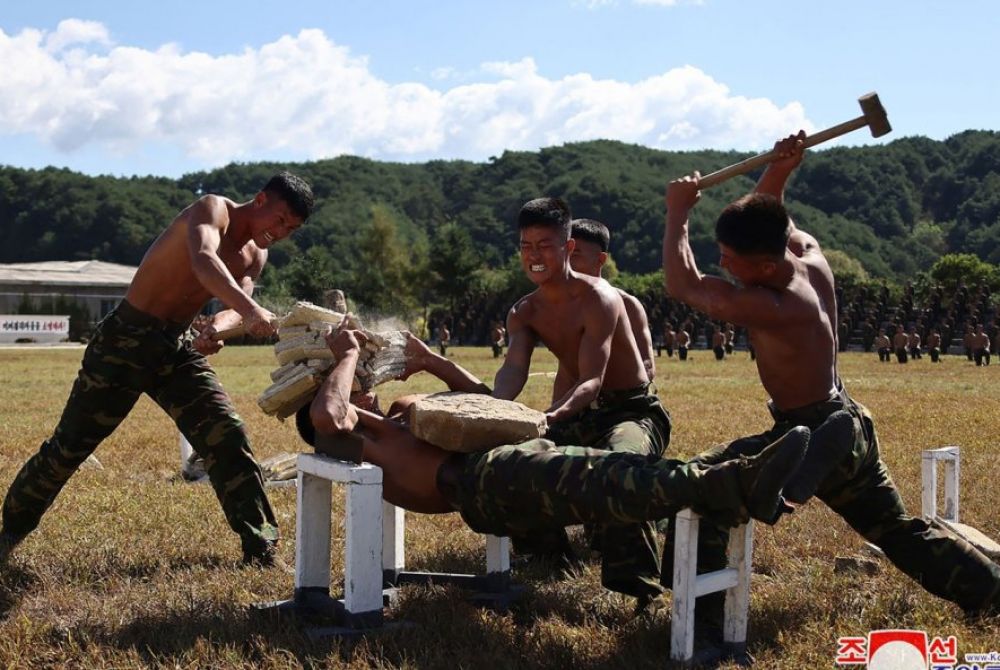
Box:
[2,326,143,539]
[148,341,278,555]
[444,440,748,539]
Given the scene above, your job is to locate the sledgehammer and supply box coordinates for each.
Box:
[697,92,891,189]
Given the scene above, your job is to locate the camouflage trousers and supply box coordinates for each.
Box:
[1,301,279,556]
[438,439,752,548]
[664,386,1000,615]
[509,386,671,600]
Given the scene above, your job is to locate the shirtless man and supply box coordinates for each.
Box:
[963,325,975,361]
[677,327,691,361]
[972,324,992,366]
[493,198,671,604]
[662,131,1000,621]
[893,327,909,364]
[908,326,922,360]
[490,321,506,359]
[567,218,656,381]
[711,325,726,361]
[926,328,942,363]
[662,323,676,358]
[875,329,892,362]
[294,328,806,553]
[437,323,451,357]
[0,172,314,567]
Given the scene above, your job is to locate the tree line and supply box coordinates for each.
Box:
[2,131,998,322]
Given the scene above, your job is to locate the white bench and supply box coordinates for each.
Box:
[282,453,514,629]
[921,446,960,522]
[920,446,1000,561]
[670,509,753,664]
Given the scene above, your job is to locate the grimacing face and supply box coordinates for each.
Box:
[252,193,302,248]
[519,226,573,285]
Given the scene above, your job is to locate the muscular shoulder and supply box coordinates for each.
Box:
[184,194,233,228]
[575,273,620,309]
[507,294,537,328]
[617,289,649,319]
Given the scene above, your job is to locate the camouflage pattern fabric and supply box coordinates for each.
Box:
[663,386,1000,616]
[510,386,671,599]
[1,302,279,557]
[437,438,755,543]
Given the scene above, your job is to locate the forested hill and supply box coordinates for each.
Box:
[2,130,998,294]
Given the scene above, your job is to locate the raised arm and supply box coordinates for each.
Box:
[754,131,820,257]
[662,175,807,329]
[399,331,490,394]
[546,289,617,423]
[492,305,535,400]
[187,196,276,337]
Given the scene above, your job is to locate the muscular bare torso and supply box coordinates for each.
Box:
[748,247,838,412]
[125,196,263,323]
[513,274,648,392]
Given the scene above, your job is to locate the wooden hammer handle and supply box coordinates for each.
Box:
[211,325,247,341]
[698,115,868,189]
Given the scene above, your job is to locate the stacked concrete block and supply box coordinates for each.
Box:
[410,392,547,452]
[256,301,407,419]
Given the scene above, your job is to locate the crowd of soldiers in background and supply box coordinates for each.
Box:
[429,281,996,366]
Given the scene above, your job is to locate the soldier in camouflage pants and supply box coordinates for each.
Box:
[1,301,279,562]
[526,385,671,602]
[663,385,1000,617]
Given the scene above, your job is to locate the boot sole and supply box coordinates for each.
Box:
[783,411,855,505]
[748,426,810,523]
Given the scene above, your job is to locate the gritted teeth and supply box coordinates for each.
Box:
[530,264,546,272]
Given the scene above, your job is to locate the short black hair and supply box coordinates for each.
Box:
[517,197,571,239]
[295,404,316,446]
[264,171,315,221]
[715,193,790,258]
[570,218,610,252]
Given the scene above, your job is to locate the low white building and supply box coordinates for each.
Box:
[0,260,137,328]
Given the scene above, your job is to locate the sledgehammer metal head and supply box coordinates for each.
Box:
[858,92,891,138]
[697,91,892,189]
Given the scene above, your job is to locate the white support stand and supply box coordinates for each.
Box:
[919,446,1000,561]
[670,508,753,664]
[295,454,385,625]
[258,453,518,632]
[921,446,960,522]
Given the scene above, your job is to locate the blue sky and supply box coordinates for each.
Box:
[1,0,996,177]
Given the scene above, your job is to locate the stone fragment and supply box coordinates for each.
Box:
[833,555,881,576]
[409,392,547,453]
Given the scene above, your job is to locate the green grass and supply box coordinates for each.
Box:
[1,345,998,668]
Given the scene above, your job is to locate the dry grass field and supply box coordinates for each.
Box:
[1,344,998,668]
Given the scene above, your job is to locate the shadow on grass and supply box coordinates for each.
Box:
[53,551,235,587]
[0,562,40,622]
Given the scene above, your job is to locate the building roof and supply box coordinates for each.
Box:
[0,261,137,288]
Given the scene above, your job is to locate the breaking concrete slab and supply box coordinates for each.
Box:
[409,392,547,452]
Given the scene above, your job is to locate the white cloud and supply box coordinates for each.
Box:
[44,18,111,53]
[0,22,814,169]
